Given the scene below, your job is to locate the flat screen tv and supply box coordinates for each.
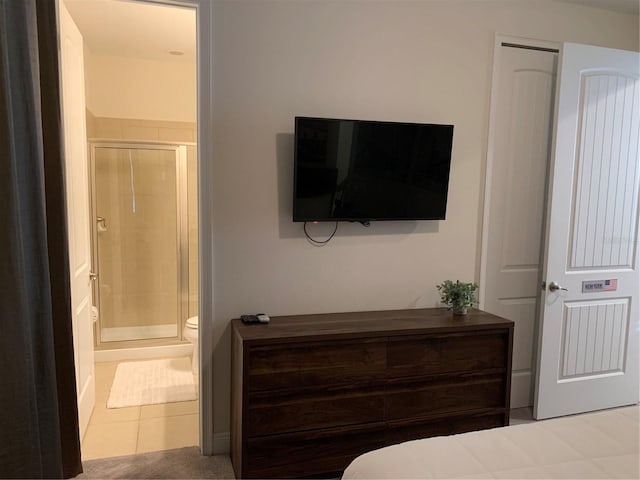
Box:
[293,117,454,222]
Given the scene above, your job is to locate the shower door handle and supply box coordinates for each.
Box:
[97,216,107,232]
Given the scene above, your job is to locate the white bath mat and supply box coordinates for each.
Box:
[107,357,197,409]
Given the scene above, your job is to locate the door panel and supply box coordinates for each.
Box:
[482,44,558,407]
[535,43,639,419]
[560,299,629,378]
[59,2,95,440]
[568,72,639,270]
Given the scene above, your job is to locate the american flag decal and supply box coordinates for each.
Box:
[582,279,619,293]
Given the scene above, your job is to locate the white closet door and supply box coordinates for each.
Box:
[535,43,639,419]
[482,44,557,407]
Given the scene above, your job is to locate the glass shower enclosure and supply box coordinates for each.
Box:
[90,143,188,346]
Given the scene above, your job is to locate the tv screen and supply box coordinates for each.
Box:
[293,117,454,222]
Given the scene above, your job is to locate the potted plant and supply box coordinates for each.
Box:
[436,280,478,315]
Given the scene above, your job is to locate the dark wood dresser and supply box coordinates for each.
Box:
[230,308,514,479]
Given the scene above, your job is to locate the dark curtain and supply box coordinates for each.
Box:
[0,0,82,477]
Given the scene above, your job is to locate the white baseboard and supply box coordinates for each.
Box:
[213,432,230,455]
[510,370,533,408]
[94,343,193,362]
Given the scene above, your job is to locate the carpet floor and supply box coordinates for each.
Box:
[76,447,235,479]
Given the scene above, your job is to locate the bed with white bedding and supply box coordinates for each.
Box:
[342,405,639,479]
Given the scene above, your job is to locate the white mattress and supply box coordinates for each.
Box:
[342,406,639,479]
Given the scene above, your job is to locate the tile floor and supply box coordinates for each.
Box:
[81,360,199,461]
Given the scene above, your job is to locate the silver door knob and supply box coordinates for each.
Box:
[549,281,568,292]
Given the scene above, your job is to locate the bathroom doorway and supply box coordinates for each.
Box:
[60,0,208,460]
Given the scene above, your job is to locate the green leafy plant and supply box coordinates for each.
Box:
[436,280,478,315]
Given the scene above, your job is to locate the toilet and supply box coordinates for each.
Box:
[183,316,199,377]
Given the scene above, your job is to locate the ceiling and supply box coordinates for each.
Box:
[555,0,640,15]
[64,0,196,63]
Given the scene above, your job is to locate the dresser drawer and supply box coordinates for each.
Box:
[247,338,386,392]
[387,330,508,377]
[247,386,385,437]
[245,423,386,479]
[386,411,505,445]
[386,374,505,421]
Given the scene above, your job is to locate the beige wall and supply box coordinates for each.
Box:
[85,53,196,123]
[88,113,199,320]
[210,0,639,434]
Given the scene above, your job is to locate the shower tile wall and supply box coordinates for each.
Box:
[88,112,199,325]
[86,113,196,143]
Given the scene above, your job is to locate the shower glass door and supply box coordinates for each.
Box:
[91,144,187,344]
